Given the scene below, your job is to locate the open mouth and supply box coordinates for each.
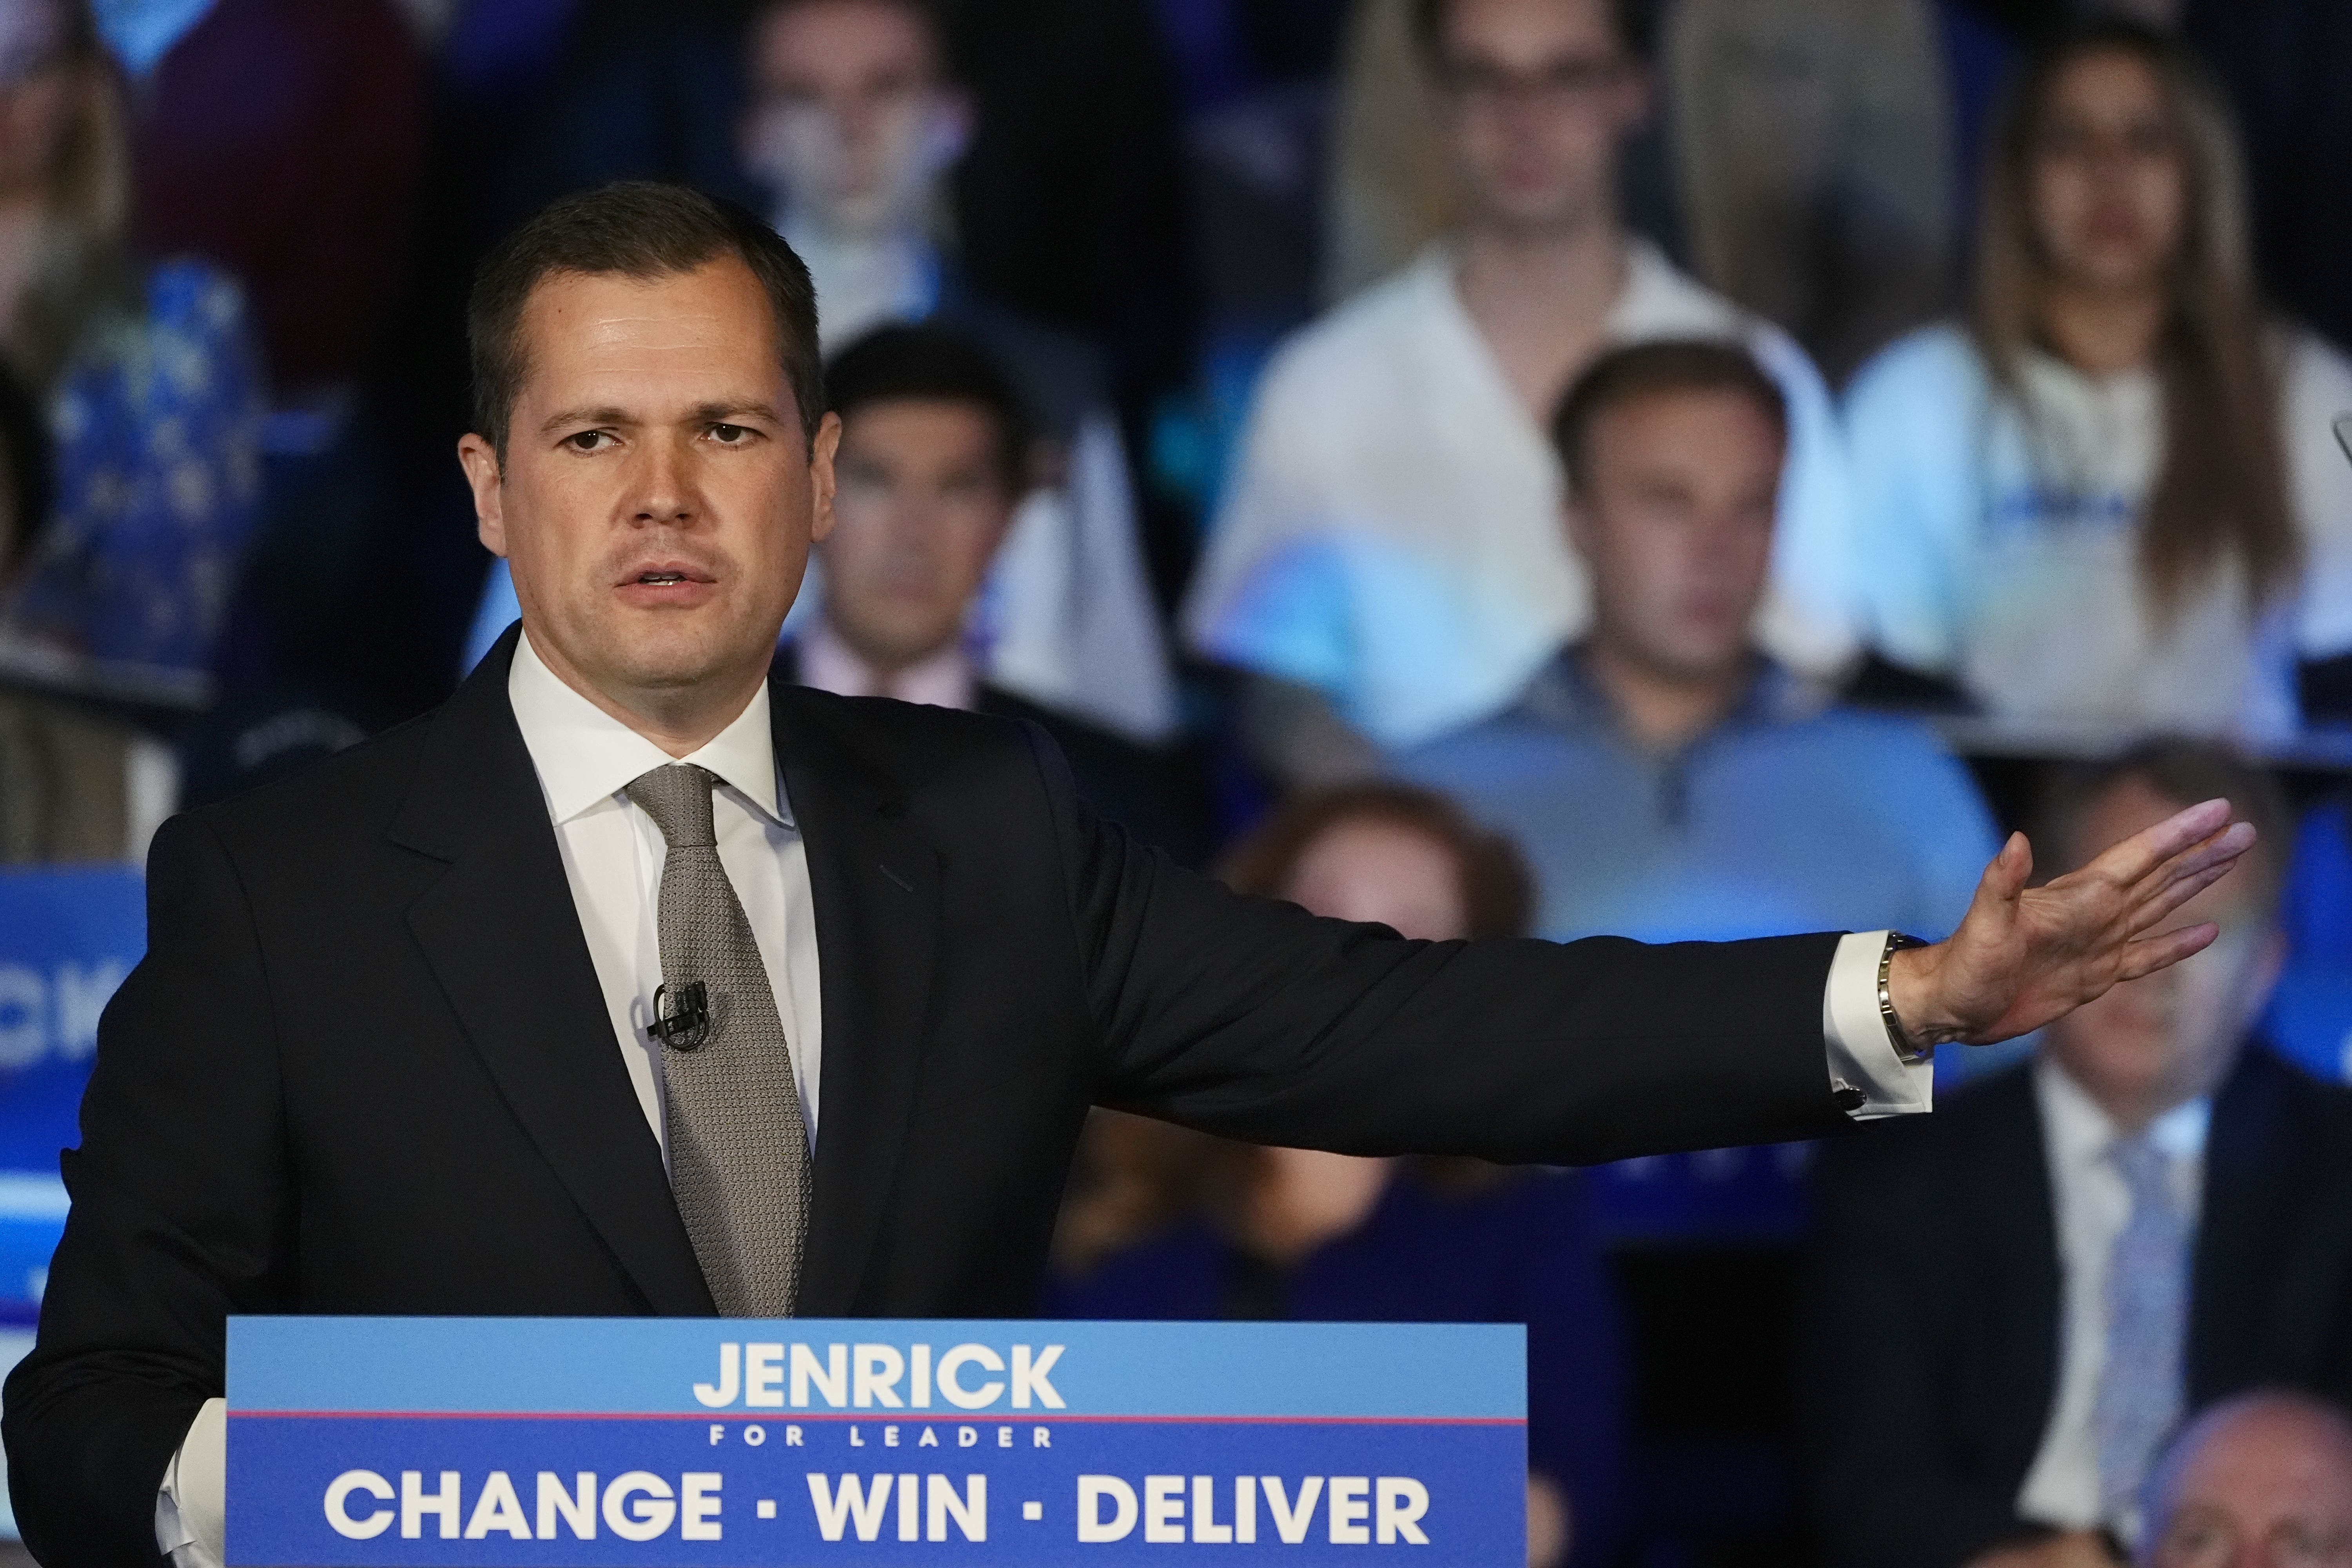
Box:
[637,572,688,586]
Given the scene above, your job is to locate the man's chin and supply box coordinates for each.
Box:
[599,620,778,695]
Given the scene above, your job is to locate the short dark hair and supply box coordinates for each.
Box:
[467,181,824,458]
[1409,0,1637,61]
[1549,338,1788,496]
[1221,782,1535,940]
[2035,738,2290,912]
[825,323,1034,496]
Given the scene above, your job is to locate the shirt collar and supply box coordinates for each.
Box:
[798,621,976,713]
[507,629,789,828]
[2034,1053,2212,1169]
[1514,646,1826,742]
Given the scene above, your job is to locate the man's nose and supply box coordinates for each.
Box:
[627,437,698,526]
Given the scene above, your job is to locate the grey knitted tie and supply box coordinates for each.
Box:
[626,763,812,1316]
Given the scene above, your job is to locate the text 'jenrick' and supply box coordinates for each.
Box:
[694,1342,1066,1411]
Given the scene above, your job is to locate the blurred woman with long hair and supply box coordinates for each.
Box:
[0,0,260,701]
[1841,19,2352,743]
[1049,783,1625,1568]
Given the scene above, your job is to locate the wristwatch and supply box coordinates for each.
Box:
[1878,932,1933,1066]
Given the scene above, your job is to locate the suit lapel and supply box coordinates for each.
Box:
[771,685,941,1315]
[1987,1072,2063,1456]
[2190,1047,2290,1398]
[388,632,715,1316]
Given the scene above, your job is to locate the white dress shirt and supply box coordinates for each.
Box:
[2016,1056,2209,1533]
[505,632,824,1151]
[152,635,1926,1565]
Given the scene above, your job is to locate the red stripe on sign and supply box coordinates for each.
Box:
[229,1410,1526,1426]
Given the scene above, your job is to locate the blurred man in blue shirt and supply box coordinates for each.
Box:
[1394,338,1998,951]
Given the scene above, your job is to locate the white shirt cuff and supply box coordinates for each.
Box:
[1824,930,1933,1120]
[155,1396,226,1567]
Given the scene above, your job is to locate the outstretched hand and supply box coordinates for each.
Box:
[1885,799,2257,1048]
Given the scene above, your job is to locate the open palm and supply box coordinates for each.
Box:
[1890,798,2257,1047]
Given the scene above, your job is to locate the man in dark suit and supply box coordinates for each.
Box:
[1806,742,2352,1568]
[775,321,1207,864]
[2,182,2251,1566]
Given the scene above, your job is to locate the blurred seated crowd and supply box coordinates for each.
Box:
[1,0,2351,1563]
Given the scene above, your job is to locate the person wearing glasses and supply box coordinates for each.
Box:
[1181,0,1855,788]
[1841,21,2352,747]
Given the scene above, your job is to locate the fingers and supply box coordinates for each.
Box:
[2113,920,2221,984]
[2083,799,2236,886]
[2146,821,2258,893]
[2125,858,2238,936]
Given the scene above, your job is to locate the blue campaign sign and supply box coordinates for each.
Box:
[0,866,145,1322]
[227,1318,1526,1567]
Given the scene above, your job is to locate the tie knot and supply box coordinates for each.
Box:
[626,763,718,848]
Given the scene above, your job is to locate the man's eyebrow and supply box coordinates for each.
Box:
[535,400,787,436]
[691,400,786,425]
[539,405,633,436]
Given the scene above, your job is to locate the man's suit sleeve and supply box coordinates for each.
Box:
[1027,729,1856,1164]
[1804,1127,2024,1568]
[2,814,294,1568]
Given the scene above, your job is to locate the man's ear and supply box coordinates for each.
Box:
[808,411,842,545]
[457,433,509,558]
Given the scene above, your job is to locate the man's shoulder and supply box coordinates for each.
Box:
[772,683,1073,814]
[167,705,437,862]
[1769,699,1967,770]
[2220,1044,2352,1164]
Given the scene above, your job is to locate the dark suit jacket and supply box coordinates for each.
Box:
[6,630,1855,1564]
[1803,1048,2352,1568]
[769,639,1209,866]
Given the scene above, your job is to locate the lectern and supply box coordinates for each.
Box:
[227,1317,1526,1564]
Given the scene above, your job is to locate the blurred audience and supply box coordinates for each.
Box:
[779,323,1204,862]
[0,351,171,861]
[2137,1392,2352,1568]
[469,0,1178,745]
[2182,0,2352,358]
[1807,740,2352,1568]
[1321,0,1455,305]
[2256,789,2352,1088]
[739,0,1177,742]
[1843,21,2352,745]
[1051,782,1624,1567]
[1664,0,1956,385]
[0,0,262,697]
[1183,0,1855,788]
[1395,338,1997,949]
[123,0,426,436]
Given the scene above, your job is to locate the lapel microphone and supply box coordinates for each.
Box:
[650,982,712,1052]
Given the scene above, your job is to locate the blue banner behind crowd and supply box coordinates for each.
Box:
[0,866,143,1324]
[227,1318,1528,1567]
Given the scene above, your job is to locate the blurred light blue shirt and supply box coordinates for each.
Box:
[1392,651,2000,949]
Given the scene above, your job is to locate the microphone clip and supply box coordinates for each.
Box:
[650,981,712,1052]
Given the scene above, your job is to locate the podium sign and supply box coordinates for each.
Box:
[0,866,144,1323]
[228,1317,1526,1566]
